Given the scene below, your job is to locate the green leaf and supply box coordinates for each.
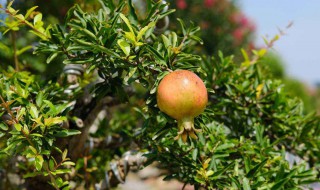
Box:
[62,186,70,190]
[271,178,291,190]
[93,45,120,58]
[63,57,94,64]
[44,117,66,127]
[14,123,22,131]
[62,161,75,166]
[206,170,214,177]
[161,34,171,49]
[7,6,18,15]
[211,161,234,178]
[177,18,186,35]
[53,169,71,175]
[55,177,64,187]
[192,148,198,161]
[124,31,136,44]
[216,142,235,150]
[49,159,55,171]
[203,158,211,169]
[230,177,241,189]
[62,149,68,160]
[29,30,48,40]
[145,45,165,61]
[64,4,76,23]
[80,28,97,41]
[124,67,137,84]
[29,146,37,154]
[243,177,251,190]
[33,13,43,26]
[14,79,29,98]
[54,129,81,137]
[25,6,38,19]
[17,46,32,56]
[119,13,134,34]
[23,172,42,178]
[29,104,39,119]
[74,39,94,46]
[36,92,44,107]
[150,71,169,94]
[137,22,155,41]
[43,100,57,115]
[171,32,178,47]
[46,52,59,64]
[30,133,43,138]
[189,35,203,45]
[127,0,139,23]
[104,33,118,48]
[0,123,8,131]
[117,39,130,56]
[35,155,44,171]
[246,159,268,178]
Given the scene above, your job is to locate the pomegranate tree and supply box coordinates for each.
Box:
[156,70,208,142]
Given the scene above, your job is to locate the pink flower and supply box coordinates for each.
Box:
[177,0,187,10]
[204,0,216,7]
[240,15,249,26]
[232,28,244,42]
[229,12,248,25]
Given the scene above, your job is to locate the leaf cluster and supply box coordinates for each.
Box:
[0,0,319,189]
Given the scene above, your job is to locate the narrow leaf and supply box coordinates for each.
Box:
[243,177,251,190]
[17,46,33,56]
[46,52,59,64]
[25,6,38,19]
[119,13,134,34]
[246,159,268,178]
[117,39,130,56]
[137,22,155,41]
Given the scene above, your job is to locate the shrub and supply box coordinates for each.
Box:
[0,1,319,190]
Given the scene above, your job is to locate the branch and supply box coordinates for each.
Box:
[11,31,19,71]
[95,150,148,190]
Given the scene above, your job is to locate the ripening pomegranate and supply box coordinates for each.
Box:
[156,70,208,142]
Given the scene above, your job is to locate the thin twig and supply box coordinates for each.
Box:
[0,95,35,147]
[182,182,187,190]
[4,9,50,40]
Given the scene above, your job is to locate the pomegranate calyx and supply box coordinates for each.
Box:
[175,117,202,142]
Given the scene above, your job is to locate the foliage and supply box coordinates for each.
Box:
[0,1,64,78]
[0,67,81,189]
[260,52,317,113]
[0,0,319,190]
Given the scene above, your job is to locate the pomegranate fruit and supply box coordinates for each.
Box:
[156,70,208,142]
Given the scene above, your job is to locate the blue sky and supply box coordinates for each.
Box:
[240,0,320,86]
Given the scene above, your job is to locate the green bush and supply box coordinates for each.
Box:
[0,1,319,190]
[260,52,317,113]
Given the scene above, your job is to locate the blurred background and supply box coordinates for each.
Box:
[241,0,320,87]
